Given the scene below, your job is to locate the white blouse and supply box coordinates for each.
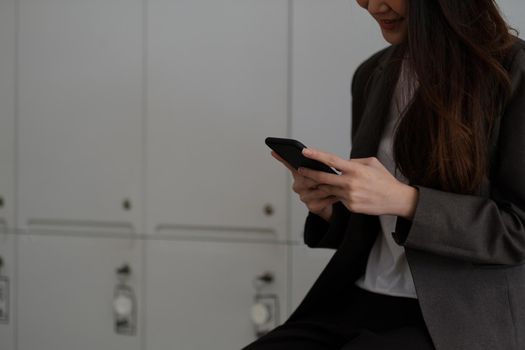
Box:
[354,59,418,299]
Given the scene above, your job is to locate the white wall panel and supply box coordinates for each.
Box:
[17,0,144,235]
[499,0,525,37]
[17,234,142,350]
[146,0,289,240]
[291,0,385,158]
[145,239,287,350]
[0,0,16,230]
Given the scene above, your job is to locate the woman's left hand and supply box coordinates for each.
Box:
[298,148,419,220]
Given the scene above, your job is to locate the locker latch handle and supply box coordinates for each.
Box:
[114,263,136,336]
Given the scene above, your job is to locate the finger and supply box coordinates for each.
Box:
[300,189,335,202]
[316,184,347,198]
[298,166,346,187]
[300,176,322,190]
[293,177,322,195]
[271,151,299,175]
[302,148,350,173]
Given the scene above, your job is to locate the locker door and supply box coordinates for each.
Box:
[0,1,16,345]
[17,0,144,235]
[17,234,143,350]
[0,232,15,350]
[145,238,288,350]
[0,0,16,230]
[146,0,289,240]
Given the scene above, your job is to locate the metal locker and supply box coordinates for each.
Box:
[145,239,287,350]
[0,1,16,345]
[146,0,289,241]
[0,0,16,231]
[0,232,15,350]
[17,0,144,236]
[17,234,143,350]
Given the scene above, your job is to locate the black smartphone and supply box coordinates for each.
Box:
[265,137,338,174]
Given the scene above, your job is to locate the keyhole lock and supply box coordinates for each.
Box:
[263,204,274,217]
[253,271,275,291]
[116,264,131,278]
[0,196,4,208]
[257,272,274,284]
[122,199,132,211]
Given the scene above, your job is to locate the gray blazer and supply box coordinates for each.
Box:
[289,39,525,350]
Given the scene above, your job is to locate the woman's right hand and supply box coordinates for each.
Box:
[271,151,338,222]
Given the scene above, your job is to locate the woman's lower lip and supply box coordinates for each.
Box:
[379,19,403,31]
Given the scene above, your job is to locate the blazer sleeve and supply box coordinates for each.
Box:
[393,48,525,265]
[304,202,351,248]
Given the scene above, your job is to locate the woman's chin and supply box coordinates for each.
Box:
[381,30,407,45]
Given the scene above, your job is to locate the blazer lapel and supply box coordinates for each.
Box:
[350,46,402,159]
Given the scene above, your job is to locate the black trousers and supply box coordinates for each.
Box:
[242,286,435,350]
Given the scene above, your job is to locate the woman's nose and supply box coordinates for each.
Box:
[359,0,390,14]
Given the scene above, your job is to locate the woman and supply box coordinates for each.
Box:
[243,0,525,349]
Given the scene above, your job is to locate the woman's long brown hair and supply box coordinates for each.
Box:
[393,0,517,194]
